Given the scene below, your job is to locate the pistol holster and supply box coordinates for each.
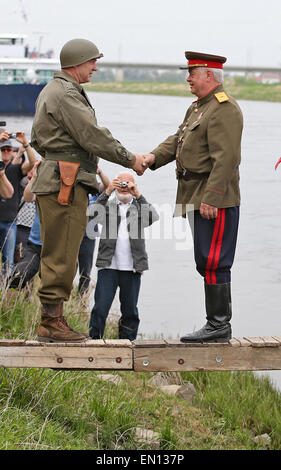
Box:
[57,161,80,206]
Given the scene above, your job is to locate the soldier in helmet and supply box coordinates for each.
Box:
[142,51,243,344]
[31,38,146,343]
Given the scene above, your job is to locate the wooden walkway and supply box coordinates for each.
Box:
[0,336,281,372]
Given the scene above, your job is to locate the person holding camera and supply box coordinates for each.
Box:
[0,131,37,277]
[87,172,159,341]
[0,165,14,199]
[8,161,42,290]
[0,130,13,198]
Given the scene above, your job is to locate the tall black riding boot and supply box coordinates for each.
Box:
[180,283,232,343]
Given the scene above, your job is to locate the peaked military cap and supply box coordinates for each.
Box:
[180,51,227,70]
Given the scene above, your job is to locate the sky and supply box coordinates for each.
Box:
[1,0,281,67]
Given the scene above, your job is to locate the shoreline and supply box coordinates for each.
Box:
[84,79,281,103]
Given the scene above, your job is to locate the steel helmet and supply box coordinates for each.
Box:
[60,38,104,68]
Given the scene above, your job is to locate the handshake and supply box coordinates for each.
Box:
[132,153,155,176]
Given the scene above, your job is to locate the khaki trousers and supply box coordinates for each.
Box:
[36,184,88,304]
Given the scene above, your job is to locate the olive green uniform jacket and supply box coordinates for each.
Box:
[31,70,136,195]
[30,71,136,304]
[150,85,243,216]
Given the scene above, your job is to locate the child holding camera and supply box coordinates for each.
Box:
[87,172,159,341]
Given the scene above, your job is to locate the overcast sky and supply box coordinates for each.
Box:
[1,0,281,67]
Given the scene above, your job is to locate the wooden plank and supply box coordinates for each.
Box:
[104,339,132,348]
[133,344,281,372]
[164,339,210,348]
[133,340,167,348]
[0,339,26,346]
[244,337,265,348]
[164,339,183,346]
[261,336,280,347]
[23,340,106,348]
[22,340,132,348]
[85,339,106,346]
[239,338,252,347]
[0,345,133,370]
[229,338,241,347]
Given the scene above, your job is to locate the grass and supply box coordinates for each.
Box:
[0,281,280,450]
[84,77,281,103]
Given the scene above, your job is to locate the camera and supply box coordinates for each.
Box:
[121,181,128,188]
[8,133,17,139]
[0,161,5,171]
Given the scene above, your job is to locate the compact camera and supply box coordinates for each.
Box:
[8,133,17,139]
[121,181,128,188]
[0,161,5,171]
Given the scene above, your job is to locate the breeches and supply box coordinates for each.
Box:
[36,184,88,304]
[188,207,239,284]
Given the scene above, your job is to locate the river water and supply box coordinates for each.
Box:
[1,91,281,390]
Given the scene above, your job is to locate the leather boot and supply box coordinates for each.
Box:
[55,303,89,339]
[180,283,232,343]
[37,303,87,343]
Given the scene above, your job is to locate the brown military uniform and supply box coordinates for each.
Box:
[150,84,243,215]
[31,70,136,304]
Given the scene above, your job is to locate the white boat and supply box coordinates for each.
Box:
[0,34,59,114]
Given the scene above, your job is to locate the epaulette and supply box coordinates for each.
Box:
[214,91,229,103]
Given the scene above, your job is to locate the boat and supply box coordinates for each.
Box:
[0,34,59,114]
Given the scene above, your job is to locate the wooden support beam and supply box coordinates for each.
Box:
[0,339,133,370]
[0,337,280,372]
[133,337,281,372]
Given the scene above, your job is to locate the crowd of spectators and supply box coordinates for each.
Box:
[0,128,37,278]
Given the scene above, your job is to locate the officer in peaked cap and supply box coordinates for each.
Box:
[31,38,146,343]
[142,51,243,344]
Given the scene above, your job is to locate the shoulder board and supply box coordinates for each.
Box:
[214,91,229,103]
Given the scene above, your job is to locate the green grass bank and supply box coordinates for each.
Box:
[85,77,281,102]
[0,285,280,450]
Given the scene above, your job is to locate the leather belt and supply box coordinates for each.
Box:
[45,150,97,173]
[176,168,209,181]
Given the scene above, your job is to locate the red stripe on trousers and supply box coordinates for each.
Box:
[205,209,225,284]
[205,210,221,284]
[211,209,226,284]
